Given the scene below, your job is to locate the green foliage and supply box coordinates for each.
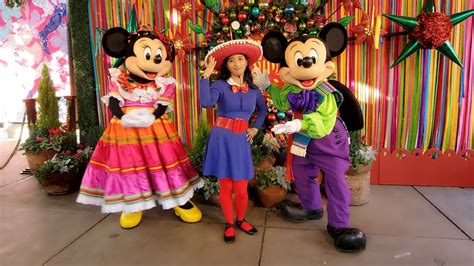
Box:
[22,65,78,155]
[4,0,23,8]
[188,117,211,172]
[36,65,60,130]
[338,16,355,27]
[251,131,272,165]
[69,0,102,146]
[34,146,93,182]
[187,117,219,199]
[187,20,204,34]
[200,175,220,200]
[349,130,376,172]
[202,0,218,10]
[20,127,77,154]
[254,166,290,190]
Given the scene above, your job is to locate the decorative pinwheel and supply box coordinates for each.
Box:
[384,0,474,68]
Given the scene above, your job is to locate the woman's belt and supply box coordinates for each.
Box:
[215,116,248,134]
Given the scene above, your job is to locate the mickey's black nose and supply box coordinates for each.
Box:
[302,57,314,68]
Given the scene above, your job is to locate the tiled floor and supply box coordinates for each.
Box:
[1,140,473,266]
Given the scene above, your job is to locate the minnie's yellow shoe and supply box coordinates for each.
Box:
[120,211,143,229]
[174,201,202,223]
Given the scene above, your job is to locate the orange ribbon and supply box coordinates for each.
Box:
[231,84,249,93]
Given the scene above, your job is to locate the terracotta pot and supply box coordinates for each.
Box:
[254,155,276,171]
[25,150,56,173]
[257,184,287,207]
[206,194,221,207]
[248,179,256,188]
[40,172,80,195]
[346,169,370,206]
[251,156,276,188]
[346,163,371,175]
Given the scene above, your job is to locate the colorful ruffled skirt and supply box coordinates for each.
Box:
[76,114,202,213]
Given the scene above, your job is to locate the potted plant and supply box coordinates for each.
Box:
[346,130,376,206]
[187,117,221,204]
[21,127,76,172]
[199,175,220,205]
[255,166,290,207]
[188,117,210,174]
[20,65,77,172]
[35,145,93,195]
[251,131,273,169]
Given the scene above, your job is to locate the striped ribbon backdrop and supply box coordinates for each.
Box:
[87,0,473,152]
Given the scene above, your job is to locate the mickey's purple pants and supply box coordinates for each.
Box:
[292,118,351,228]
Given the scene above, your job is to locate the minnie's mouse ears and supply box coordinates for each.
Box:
[102,27,130,58]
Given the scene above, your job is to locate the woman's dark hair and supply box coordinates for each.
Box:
[217,55,255,87]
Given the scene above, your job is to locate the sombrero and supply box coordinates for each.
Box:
[204,39,262,70]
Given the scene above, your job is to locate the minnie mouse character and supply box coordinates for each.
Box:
[257,23,366,252]
[76,27,203,228]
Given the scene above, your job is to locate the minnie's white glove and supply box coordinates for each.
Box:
[252,67,270,90]
[271,119,302,134]
[121,109,155,128]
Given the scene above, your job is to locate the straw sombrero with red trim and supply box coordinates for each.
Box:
[204,39,262,70]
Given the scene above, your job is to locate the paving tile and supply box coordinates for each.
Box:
[350,185,467,239]
[266,185,467,239]
[260,227,474,266]
[0,151,30,187]
[46,215,263,266]
[265,191,328,231]
[143,194,268,227]
[0,177,101,213]
[415,186,474,239]
[0,205,106,266]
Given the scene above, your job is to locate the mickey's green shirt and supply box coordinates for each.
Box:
[266,82,339,139]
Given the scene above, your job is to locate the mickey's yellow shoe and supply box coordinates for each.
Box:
[174,201,202,223]
[120,211,143,229]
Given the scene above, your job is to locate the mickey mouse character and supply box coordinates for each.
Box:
[257,23,366,252]
[76,27,203,228]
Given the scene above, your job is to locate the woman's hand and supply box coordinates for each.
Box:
[252,67,270,90]
[202,56,217,78]
[247,127,258,142]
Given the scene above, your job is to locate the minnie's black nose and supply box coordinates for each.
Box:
[154,55,162,64]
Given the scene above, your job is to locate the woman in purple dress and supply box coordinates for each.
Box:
[199,39,267,243]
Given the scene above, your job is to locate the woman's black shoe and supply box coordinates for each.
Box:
[235,219,258,235]
[224,223,235,243]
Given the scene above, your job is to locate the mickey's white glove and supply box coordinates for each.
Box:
[252,67,270,90]
[121,109,155,128]
[271,119,302,134]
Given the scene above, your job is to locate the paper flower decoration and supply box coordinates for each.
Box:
[175,0,203,23]
[173,31,194,61]
[338,0,362,13]
[350,12,385,49]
